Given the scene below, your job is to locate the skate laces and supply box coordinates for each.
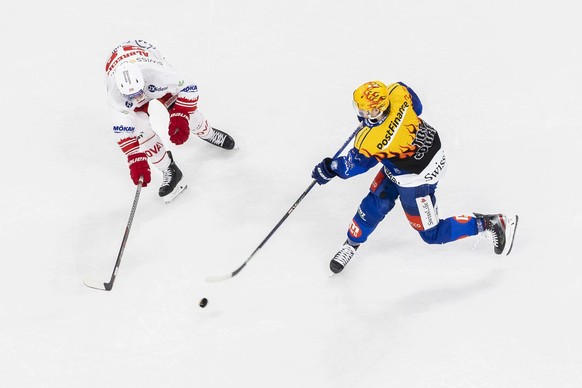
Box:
[485,215,504,249]
[473,213,510,254]
[161,166,173,187]
[333,245,356,266]
[489,227,500,248]
[207,130,226,146]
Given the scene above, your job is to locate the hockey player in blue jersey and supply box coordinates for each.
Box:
[312,81,519,273]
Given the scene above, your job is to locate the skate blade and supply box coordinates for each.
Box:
[502,214,519,255]
[162,183,188,204]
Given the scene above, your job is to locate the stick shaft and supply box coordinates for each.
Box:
[206,125,361,282]
[84,177,143,291]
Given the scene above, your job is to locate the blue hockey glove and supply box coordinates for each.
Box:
[312,157,336,185]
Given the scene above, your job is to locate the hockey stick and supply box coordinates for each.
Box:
[84,176,144,291]
[205,125,362,282]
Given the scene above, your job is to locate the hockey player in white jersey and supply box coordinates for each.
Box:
[105,39,235,203]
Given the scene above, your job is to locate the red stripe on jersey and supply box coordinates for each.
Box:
[176,96,198,104]
[175,100,198,108]
[174,96,199,114]
[118,137,140,155]
[105,46,149,74]
[150,150,167,165]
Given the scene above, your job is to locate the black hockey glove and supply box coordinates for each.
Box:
[312,157,336,185]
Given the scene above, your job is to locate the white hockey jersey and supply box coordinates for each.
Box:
[105,39,200,156]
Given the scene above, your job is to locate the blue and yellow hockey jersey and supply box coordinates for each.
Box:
[331,82,447,187]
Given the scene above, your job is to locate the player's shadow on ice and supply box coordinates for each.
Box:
[394,269,505,315]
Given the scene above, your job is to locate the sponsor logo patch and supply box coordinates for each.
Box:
[405,214,424,231]
[412,121,437,160]
[424,153,446,181]
[113,125,135,133]
[180,85,198,93]
[148,84,168,93]
[376,101,409,150]
[348,219,362,239]
[453,215,471,224]
[416,195,438,230]
[144,142,163,157]
[357,206,367,221]
[370,170,385,192]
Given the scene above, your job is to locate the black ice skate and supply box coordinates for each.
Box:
[159,151,187,203]
[474,213,519,255]
[202,128,235,150]
[330,241,359,274]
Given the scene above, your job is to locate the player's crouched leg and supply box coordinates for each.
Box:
[347,181,399,244]
[400,184,447,245]
[400,185,480,245]
[417,216,480,245]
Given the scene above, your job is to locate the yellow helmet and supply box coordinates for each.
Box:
[352,81,389,120]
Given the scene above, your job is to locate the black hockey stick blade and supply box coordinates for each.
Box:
[83,278,114,291]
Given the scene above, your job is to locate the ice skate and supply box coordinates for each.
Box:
[330,242,359,274]
[159,151,187,203]
[202,127,235,150]
[474,213,519,255]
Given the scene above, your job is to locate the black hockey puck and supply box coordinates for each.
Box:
[199,298,208,308]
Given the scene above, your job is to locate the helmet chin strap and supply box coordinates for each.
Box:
[353,102,389,121]
[368,109,388,123]
[368,107,387,119]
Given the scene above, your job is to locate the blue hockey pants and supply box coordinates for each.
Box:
[346,168,479,245]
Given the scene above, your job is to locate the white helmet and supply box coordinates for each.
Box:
[114,61,145,101]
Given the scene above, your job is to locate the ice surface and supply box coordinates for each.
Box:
[1,1,581,387]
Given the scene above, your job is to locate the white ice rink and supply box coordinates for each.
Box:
[1,1,581,387]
